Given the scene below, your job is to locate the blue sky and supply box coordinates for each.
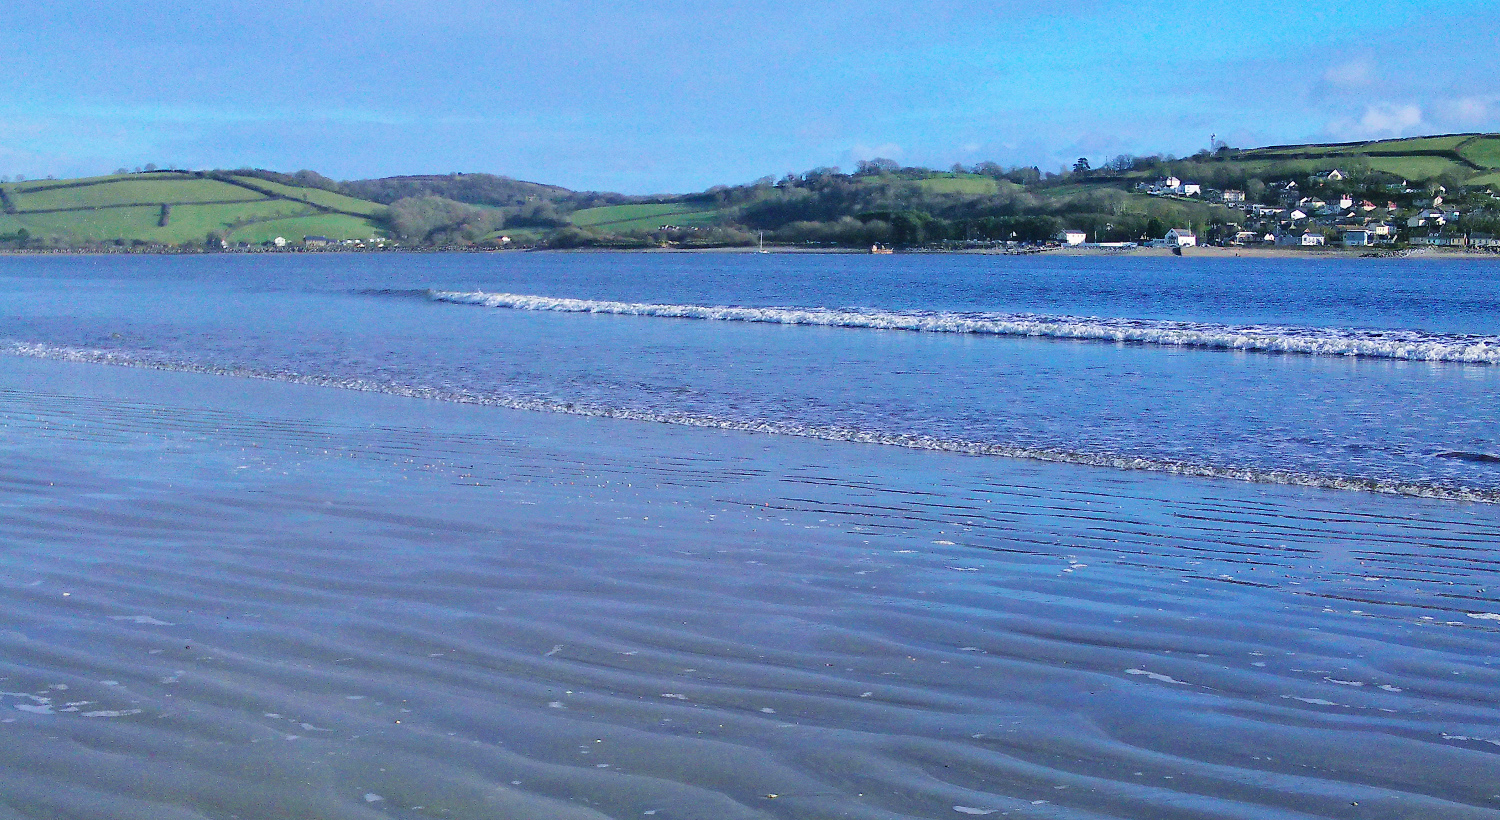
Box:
[3,0,1498,192]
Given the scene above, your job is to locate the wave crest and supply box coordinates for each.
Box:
[426,291,1500,364]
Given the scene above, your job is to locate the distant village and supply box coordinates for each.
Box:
[1051,169,1498,251]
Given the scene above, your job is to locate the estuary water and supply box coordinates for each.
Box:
[0,251,1497,819]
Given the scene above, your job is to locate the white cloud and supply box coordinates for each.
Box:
[1326,102,1425,140]
[1361,103,1424,133]
[1323,57,1375,88]
[1433,97,1496,127]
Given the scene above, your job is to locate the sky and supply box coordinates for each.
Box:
[3,0,1499,193]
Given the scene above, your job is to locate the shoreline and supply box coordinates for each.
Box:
[2,245,1497,260]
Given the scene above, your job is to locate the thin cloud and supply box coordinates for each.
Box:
[1326,102,1425,141]
[1322,57,1375,88]
[1433,97,1496,128]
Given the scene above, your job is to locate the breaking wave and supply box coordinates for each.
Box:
[424,290,1500,364]
[6,340,1496,503]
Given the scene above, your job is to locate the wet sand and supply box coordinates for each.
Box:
[1,355,1498,819]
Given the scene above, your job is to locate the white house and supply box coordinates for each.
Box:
[1276,231,1326,247]
[1289,209,1308,221]
[1335,195,1354,210]
[1165,228,1197,248]
[1409,210,1447,228]
[1057,229,1088,246]
[272,236,287,247]
[1163,176,1182,190]
[1341,229,1372,247]
[1181,183,1202,196]
[1221,190,1246,204]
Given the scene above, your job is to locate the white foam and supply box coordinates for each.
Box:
[1283,695,1340,706]
[1442,733,1500,747]
[108,615,175,626]
[427,291,1500,365]
[1126,668,1190,686]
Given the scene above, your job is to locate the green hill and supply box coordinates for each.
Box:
[0,171,387,247]
[570,202,726,232]
[3,133,1496,250]
[1150,133,1500,184]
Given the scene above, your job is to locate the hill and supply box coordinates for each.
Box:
[3,133,1497,250]
[1119,133,1500,191]
[0,170,388,248]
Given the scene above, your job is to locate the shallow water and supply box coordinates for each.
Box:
[3,252,1498,496]
[0,253,1498,818]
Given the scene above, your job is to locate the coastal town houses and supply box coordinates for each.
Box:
[1409,234,1466,247]
[1407,234,1499,249]
[1409,210,1447,228]
[1138,176,1205,198]
[1114,158,1496,252]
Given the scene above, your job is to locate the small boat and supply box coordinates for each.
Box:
[870,244,894,254]
[758,232,769,254]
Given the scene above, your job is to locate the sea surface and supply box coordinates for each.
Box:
[0,251,1497,819]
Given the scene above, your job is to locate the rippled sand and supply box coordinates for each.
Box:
[2,356,1498,819]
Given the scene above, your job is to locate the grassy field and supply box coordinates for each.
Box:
[1251,135,1472,157]
[479,228,542,245]
[570,203,725,232]
[1361,135,1472,153]
[1251,145,1350,158]
[3,206,163,243]
[1468,171,1500,188]
[227,213,384,244]
[1365,156,1466,180]
[1457,136,1500,169]
[12,178,263,211]
[1,200,362,245]
[10,173,133,190]
[0,170,389,245]
[1229,134,1500,181]
[228,176,386,216]
[914,175,999,195]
